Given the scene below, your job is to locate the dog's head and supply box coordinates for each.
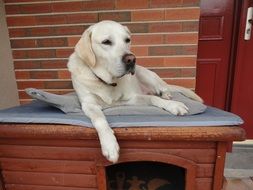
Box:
[75,20,136,79]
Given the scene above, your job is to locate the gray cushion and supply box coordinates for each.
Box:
[25,88,207,116]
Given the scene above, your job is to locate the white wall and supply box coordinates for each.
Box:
[0,0,19,109]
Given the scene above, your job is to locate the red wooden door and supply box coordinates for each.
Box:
[231,0,253,139]
[196,0,235,109]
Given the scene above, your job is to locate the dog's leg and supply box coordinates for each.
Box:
[80,99,119,163]
[127,94,189,115]
[135,65,203,102]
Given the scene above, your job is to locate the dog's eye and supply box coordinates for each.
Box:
[102,39,112,45]
[125,38,131,43]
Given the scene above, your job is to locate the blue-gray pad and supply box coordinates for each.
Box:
[0,101,243,128]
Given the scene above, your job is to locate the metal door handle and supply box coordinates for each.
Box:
[244,7,253,40]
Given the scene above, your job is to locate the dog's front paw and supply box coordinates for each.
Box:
[163,100,189,115]
[160,90,172,100]
[99,129,120,163]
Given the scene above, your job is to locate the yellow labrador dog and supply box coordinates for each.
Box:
[67,20,202,163]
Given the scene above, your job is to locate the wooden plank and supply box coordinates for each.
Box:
[0,158,95,174]
[213,142,228,190]
[197,164,214,178]
[0,124,245,141]
[2,171,97,188]
[5,184,96,190]
[196,178,213,190]
[120,148,216,163]
[0,145,216,163]
[0,171,5,190]
[96,166,107,190]
[0,145,101,161]
[0,138,216,149]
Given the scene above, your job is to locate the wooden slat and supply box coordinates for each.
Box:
[0,171,5,190]
[0,138,216,149]
[196,164,214,178]
[5,184,96,190]
[2,171,97,188]
[0,158,95,174]
[120,148,216,163]
[213,142,228,190]
[0,124,246,141]
[196,178,213,190]
[0,145,216,163]
[0,145,100,161]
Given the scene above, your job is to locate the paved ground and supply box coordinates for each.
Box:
[223,140,253,190]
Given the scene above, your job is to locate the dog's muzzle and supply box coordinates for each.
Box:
[122,53,136,75]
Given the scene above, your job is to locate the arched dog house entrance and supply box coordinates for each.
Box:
[97,152,197,190]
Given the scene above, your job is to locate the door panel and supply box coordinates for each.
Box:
[231,0,253,139]
[196,0,235,109]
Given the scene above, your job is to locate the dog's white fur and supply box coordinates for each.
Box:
[67,20,203,163]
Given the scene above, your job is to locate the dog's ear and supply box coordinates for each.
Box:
[75,27,96,67]
[124,26,131,35]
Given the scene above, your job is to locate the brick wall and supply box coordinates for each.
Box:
[4,0,200,104]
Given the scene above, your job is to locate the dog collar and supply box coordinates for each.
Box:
[93,72,117,87]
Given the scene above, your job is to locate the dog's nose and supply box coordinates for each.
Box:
[122,54,136,67]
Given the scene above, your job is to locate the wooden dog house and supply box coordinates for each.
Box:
[0,124,245,190]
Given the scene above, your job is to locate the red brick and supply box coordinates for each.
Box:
[164,78,195,88]
[17,81,45,89]
[37,38,68,47]
[44,81,73,89]
[164,57,196,67]
[58,70,71,79]
[182,45,198,55]
[137,57,165,67]
[67,37,79,47]
[40,60,67,69]
[30,71,58,79]
[131,34,163,45]
[151,68,181,78]
[29,27,53,37]
[8,28,27,38]
[83,0,115,11]
[125,23,149,33]
[182,21,199,32]
[149,45,197,56]
[150,0,182,8]
[116,0,148,9]
[12,50,27,59]
[67,13,98,24]
[52,2,83,12]
[36,15,67,25]
[149,22,182,33]
[165,8,200,20]
[181,68,196,77]
[99,12,131,22]
[11,39,36,48]
[7,16,36,26]
[131,10,165,21]
[56,49,73,58]
[131,46,148,56]
[20,4,51,14]
[165,33,199,44]
[26,49,56,58]
[5,5,20,14]
[149,46,181,56]
[14,60,41,69]
[54,26,86,36]
[182,0,200,6]
[18,91,31,99]
[15,71,30,79]
[20,100,32,105]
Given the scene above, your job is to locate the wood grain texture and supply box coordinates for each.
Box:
[5,184,96,190]
[2,171,97,188]
[0,124,246,141]
[213,142,228,190]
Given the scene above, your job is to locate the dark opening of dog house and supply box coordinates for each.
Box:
[106,161,185,190]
